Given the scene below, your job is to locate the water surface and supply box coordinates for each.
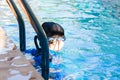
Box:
[0,0,120,80]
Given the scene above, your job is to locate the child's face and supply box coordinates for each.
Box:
[49,40,64,51]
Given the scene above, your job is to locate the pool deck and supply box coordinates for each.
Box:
[0,27,43,80]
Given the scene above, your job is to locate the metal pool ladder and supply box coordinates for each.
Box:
[6,0,49,80]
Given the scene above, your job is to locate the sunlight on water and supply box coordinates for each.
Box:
[0,0,120,79]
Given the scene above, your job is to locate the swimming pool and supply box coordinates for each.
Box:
[0,0,120,80]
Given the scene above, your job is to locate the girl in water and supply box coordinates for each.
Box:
[24,22,66,79]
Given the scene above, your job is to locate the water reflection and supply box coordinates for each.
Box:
[0,0,120,79]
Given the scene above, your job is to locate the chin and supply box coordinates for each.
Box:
[49,45,63,51]
[54,49,60,52]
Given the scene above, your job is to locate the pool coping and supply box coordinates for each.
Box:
[0,27,43,80]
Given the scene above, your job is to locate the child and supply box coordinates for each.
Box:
[24,22,66,79]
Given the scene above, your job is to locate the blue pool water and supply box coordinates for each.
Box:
[0,0,120,80]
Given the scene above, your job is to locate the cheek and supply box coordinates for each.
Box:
[59,41,64,49]
[49,41,64,51]
[55,41,64,51]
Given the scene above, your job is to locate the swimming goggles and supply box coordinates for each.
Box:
[48,37,66,41]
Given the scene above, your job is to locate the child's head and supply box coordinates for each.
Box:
[42,22,65,51]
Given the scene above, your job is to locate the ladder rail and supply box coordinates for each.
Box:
[6,0,26,51]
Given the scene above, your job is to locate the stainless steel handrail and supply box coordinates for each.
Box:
[18,0,49,80]
[6,0,26,51]
[6,0,49,79]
